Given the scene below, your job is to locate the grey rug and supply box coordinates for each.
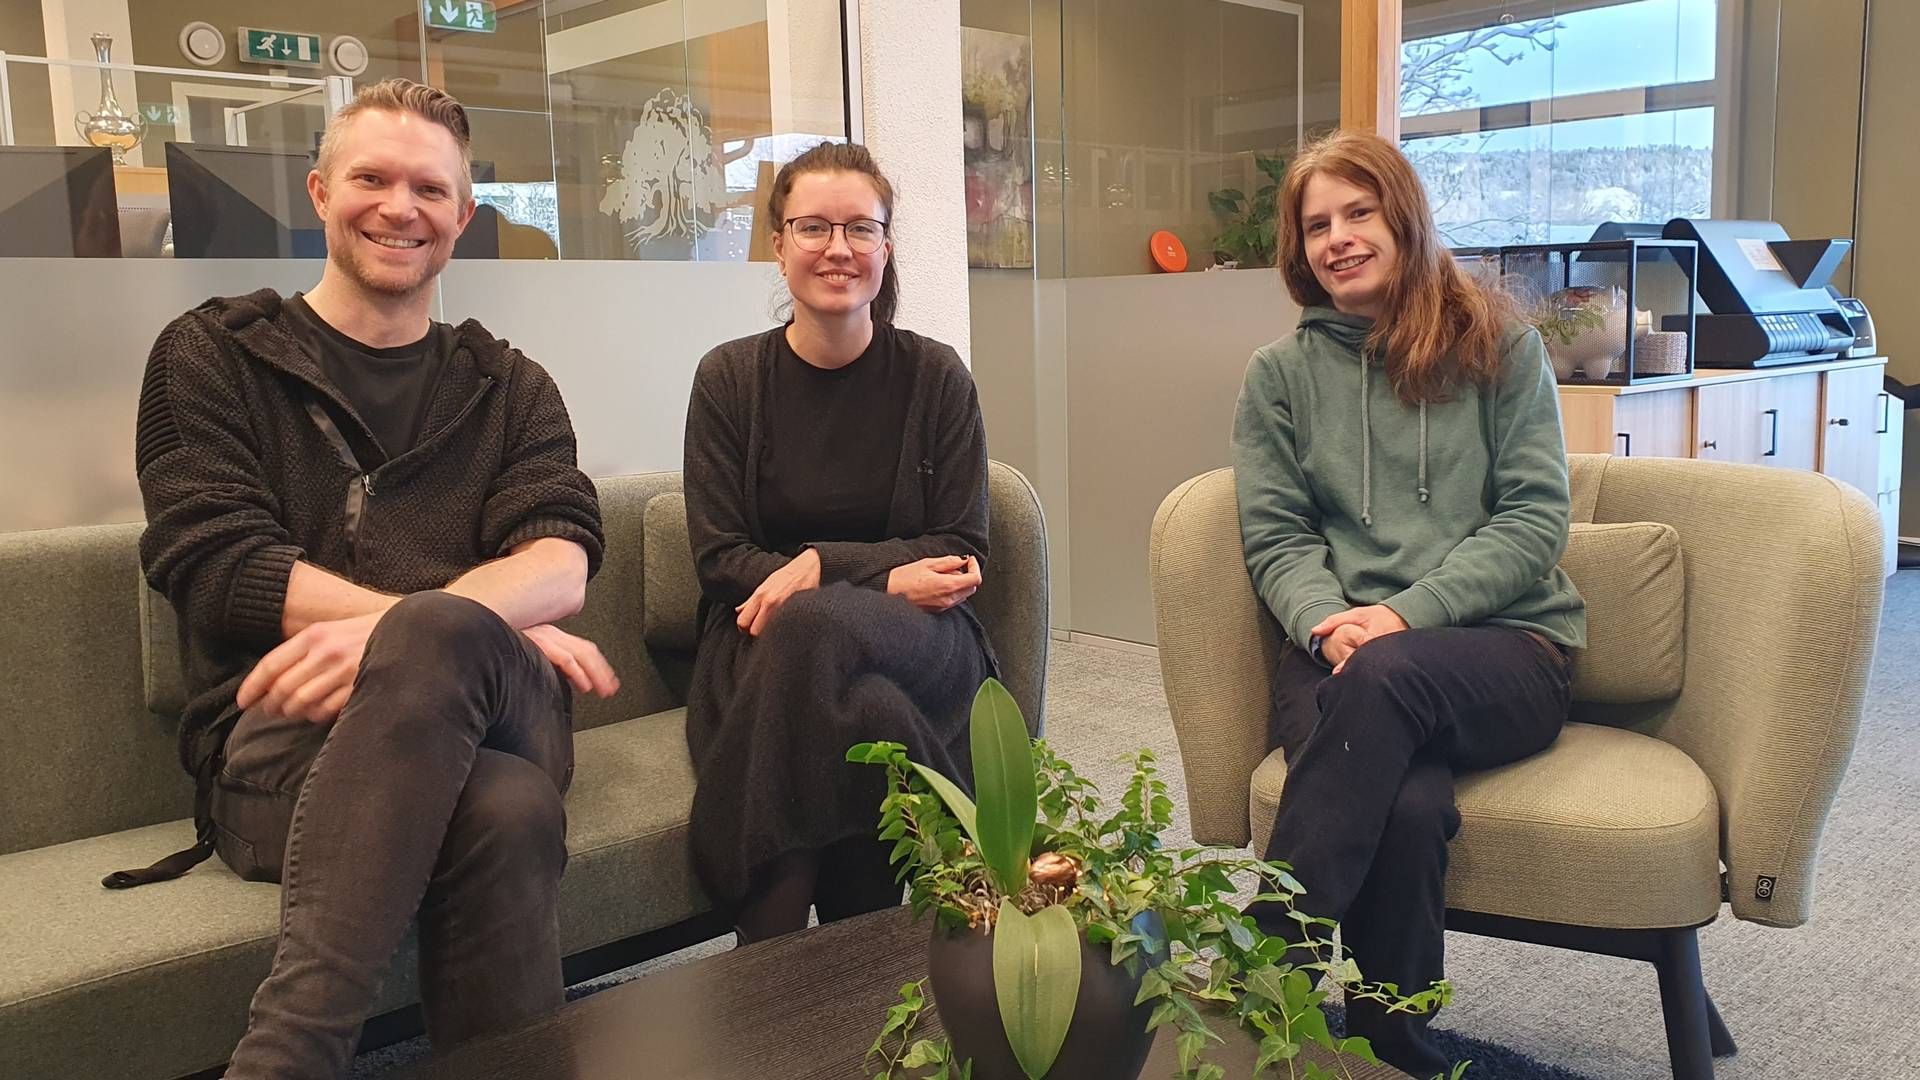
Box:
[356,569,1919,1078]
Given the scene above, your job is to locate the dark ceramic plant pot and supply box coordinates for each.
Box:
[926,912,1165,1080]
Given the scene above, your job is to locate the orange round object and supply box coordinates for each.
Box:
[1149,229,1188,273]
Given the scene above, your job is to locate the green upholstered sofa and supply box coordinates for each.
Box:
[0,463,1050,1080]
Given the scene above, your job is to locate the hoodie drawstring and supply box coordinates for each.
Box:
[1359,360,1373,527]
[1359,360,1432,527]
[1418,402,1430,503]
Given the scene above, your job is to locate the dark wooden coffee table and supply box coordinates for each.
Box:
[422,906,1407,1079]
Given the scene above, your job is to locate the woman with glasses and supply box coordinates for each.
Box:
[680,142,995,944]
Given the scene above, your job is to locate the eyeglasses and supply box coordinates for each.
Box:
[783,216,889,254]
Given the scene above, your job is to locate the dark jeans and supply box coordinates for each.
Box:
[213,592,574,1080]
[1249,626,1571,1076]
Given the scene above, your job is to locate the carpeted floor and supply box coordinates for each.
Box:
[357,569,1918,1078]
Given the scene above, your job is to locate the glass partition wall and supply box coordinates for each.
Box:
[970,0,1859,644]
[964,0,1339,644]
[0,1,853,532]
[0,0,850,262]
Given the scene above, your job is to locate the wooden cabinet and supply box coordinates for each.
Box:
[1878,388,1906,578]
[1559,388,1691,460]
[1557,357,1900,576]
[1695,372,1819,470]
[1819,366,1885,498]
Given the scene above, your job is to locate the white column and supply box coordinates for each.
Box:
[42,0,141,165]
[858,0,970,361]
[768,0,845,137]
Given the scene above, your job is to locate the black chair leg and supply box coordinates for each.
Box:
[1653,928,1716,1080]
[1705,993,1737,1058]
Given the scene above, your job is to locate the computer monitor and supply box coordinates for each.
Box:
[166,143,325,258]
[0,145,121,257]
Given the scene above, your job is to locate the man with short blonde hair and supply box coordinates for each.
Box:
[122,79,616,1078]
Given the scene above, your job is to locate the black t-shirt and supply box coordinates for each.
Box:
[757,325,912,551]
[284,294,449,465]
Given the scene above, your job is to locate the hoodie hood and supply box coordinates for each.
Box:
[1296,304,1427,526]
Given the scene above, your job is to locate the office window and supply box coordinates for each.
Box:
[1399,0,1718,246]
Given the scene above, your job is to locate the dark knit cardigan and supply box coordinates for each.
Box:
[134,289,604,789]
[682,324,993,623]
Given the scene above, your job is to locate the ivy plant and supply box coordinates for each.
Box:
[850,679,1461,1080]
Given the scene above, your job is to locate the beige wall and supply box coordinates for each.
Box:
[1756,0,1913,532]
[1764,0,1865,292]
[0,2,55,144]
[1855,0,1920,535]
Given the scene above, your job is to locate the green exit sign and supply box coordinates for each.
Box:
[239,27,322,67]
[426,0,497,33]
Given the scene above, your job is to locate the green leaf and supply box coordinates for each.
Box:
[1256,1033,1301,1072]
[970,679,1037,895]
[993,900,1081,1080]
[1337,1035,1381,1064]
[902,1040,946,1067]
[910,762,980,847]
[1244,965,1290,1006]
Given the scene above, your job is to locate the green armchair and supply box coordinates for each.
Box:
[1148,454,1883,1079]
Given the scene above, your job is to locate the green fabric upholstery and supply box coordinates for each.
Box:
[1251,723,1722,929]
[1560,520,1686,706]
[0,710,702,1080]
[0,523,191,858]
[558,472,686,732]
[0,461,1049,1080]
[1150,454,1880,933]
[139,574,185,720]
[642,493,700,654]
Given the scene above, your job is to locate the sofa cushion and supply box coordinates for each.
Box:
[1250,722,1722,930]
[139,581,185,719]
[1559,520,1686,705]
[0,708,705,1080]
[642,493,700,653]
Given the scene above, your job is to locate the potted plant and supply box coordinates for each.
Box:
[1527,284,1630,381]
[850,679,1457,1080]
[1207,152,1287,269]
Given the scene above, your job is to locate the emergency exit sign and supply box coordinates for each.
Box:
[239,27,322,67]
[426,0,497,33]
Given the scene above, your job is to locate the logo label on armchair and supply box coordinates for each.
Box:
[1754,875,1776,901]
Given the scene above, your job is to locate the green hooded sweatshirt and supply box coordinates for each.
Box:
[1232,306,1586,652]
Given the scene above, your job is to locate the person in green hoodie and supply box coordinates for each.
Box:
[1233,130,1587,1076]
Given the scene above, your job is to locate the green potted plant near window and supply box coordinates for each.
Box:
[1207,152,1288,269]
[850,679,1456,1080]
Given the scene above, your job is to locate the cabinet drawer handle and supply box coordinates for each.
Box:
[1615,432,1631,457]
[1829,417,1849,427]
[1702,439,1718,450]
[1764,408,1780,457]
[1882,393,1893,435]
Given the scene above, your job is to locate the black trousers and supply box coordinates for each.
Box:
[213,592,574,1080]
[1251,626,1571,1075]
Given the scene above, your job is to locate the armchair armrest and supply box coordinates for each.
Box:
[1584,456,1884,927]
[1150,468,1283,846]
